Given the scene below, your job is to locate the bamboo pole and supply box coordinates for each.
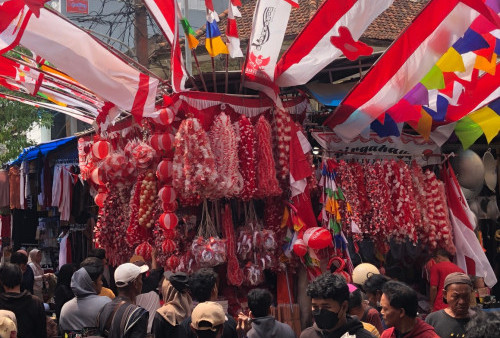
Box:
[211,57,217,93]
[192,50,208,92]
[225,54,229,93]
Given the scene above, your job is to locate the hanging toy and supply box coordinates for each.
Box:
[92,140,111,160]
[303,227,332,250]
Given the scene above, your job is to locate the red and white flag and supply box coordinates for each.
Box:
[443,164,497,287]
[243,0,292,104]
[276,0,394,87]
[0,0,38,54]
[0,3,159,122]
[143,0,189,92]
[206,0,219,22]
[226,1,243,58]
[324,0,500,142]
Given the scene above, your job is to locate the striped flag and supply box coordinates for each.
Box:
[143,0,189,92]
[226,1,243,58]
[275,0,394,87]
[206,0,219,22]
[0,4,159,121]
[205,15,229,57]
[324,0,500,142]
[181,17,199,50]
[443,163,497,287]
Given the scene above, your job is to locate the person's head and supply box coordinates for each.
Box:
[0,263,22,291]
[465,311,500,338]
[363,274,390,308]
[248,289,273,318]
[433,249,451,263]
[380,281,418,329]
[0,314,16,338]
[80,257,104,294]
[189,268,218,302]
[307,273,349,331]
[162,272,190,302]
[57,264,77,287]
[190,301,225,338]
[28,249,41,264]
[443,272,473,317]
[114,262,149,297]
[348,288,364,314]
[89,248,107,265]
[9,252,28,273]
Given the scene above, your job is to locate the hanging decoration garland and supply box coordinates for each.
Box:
[209,112,243,198]
[173,117,218,205]
[238,115,257,201]
[255,116,281,198]
[223,203,244,286]
[273,108,292,183]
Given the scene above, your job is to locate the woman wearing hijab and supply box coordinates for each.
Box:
[152,272,192,338]
[54,264,76,321]
[28,249,48,301]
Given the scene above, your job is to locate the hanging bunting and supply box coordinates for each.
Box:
[409,108,433,140]
[436,47,466,72]
[420,66,445,90]
[455,116,484,149]
[468,105,500,143]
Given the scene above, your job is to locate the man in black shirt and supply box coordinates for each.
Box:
[10,251,34,294]
[425,272,475,338]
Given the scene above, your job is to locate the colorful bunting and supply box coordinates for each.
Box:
[421,66,445,90]
[412,109,433,140]
[474,52,497,75]
[386,99,421,123]
[370,114,400,137]
[455,116,486,149]
[468,106,500,142]
[404,83,429,105]
[436,47,465,72]
[453,28,489,53]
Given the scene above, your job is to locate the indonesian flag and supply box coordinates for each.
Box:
[324,0,500,142]
[206,0,219,22]
[275,0,394,87]
[443,163,497,287]
[0,0,38,54]
[0,3,159,122]
[226,1,243,58]
[142,0,189,92]
[243,0,291,104]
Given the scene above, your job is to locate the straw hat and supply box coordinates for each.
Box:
[482,150,497,192]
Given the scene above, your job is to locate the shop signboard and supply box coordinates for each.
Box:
[66,0,88,14]
[311,131,441,166]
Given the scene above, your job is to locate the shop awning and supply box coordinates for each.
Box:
[9,136,76,165]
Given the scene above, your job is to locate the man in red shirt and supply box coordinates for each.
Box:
[429,249,464,312]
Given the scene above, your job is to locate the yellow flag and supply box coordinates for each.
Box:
[469,106,500,143]
[436,47,465,72]
[415,109,433,140]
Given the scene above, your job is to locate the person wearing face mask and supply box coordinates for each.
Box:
[379,281,438,338]
[300,273,373,338]
[425,273,475,338]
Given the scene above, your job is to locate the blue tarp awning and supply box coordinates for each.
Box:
[9,136,76,165]
[305,82,355,106]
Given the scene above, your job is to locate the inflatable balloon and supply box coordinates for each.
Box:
[158,186,176,205]
[303,227,332,250]
[159,212,178,231]
[157,160,173,182]
[94,192,107,208]
[152,107,175,126]
[150,133,175,152]
[293,238,308,257]
[90,168,106,186]
[92,141,111,160]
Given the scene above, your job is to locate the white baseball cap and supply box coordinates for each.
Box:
[114,263,149,287]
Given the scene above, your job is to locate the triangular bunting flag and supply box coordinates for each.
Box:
[468,106,500,143]
[404,82,429,105]
[387,99,421,123]
[414,108,432,140]
[421,65,445,90]
[436,47,465,72]
[453,28,490,54]
[371,114,400,137]
[455,116,484,149]
[488,97,500,115]
[474,52,497,75]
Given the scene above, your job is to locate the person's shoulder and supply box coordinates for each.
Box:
[300,326,318,338]
[380,327,395,338]
[425,310,444,324]
[276,320,295,336]
[355,326,377,338]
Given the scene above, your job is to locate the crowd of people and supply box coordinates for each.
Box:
[0,247,498,337]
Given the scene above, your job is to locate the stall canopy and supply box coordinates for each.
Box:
[305,82,355,107]
[324,0,500,148]
[9,136,76,165]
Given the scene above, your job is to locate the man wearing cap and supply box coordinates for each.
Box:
[425,272,474,338]
[190,301,226,338]
[96,263,149,338]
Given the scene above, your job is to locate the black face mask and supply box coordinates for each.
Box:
[312,308,340,330]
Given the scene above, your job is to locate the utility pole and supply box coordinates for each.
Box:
[135,0,149,67]
[183,0,193,74]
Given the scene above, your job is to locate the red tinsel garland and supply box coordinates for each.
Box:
[238,116,257,201]
[223,204,244,286]
[255,116,281,198]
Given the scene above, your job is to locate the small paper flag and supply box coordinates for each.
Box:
[455,116,484,149]
[436,47,465,72]
[421,65,445,90]
[468,106,500,143]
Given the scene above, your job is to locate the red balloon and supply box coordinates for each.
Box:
[156,160,173,182]
[152,107,175,126]
[293,238,308,257]
[150,133,175,152]
[303,227,332,250]
[159,213,178,231]
[94,192,107,208]
[158,186,176,205]
[162,239,177,254]
[92,141,111,160]
[90,168,106,186]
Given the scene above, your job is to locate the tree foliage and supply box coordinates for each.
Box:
[0,97,53,165]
